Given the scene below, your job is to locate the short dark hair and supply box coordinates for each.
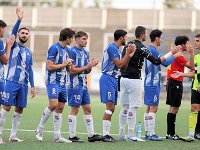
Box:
[135,26,146,38]
[75,31,88,39]
[0,20,7,28]
[114,29,127,41]
[195,34,200,38]
[149,29,162,42]
[174,35,189,46]
[18,27,30,33]
[59,28,75,41]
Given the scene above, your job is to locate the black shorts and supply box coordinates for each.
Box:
[118,75,121,92]
[191,89,200,104]
[166,79,183,107]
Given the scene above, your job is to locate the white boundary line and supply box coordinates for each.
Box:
[4,128,166,138]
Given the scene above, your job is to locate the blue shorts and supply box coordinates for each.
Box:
[99,74,118,105]
[0,82,5,104]
[3,81,28,108]
[144,86,160,106]
[46,84,67,103]
[68,88,90,106]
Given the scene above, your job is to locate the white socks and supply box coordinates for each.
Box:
[148,112,156,136]
[103,120,111,136]
[10,112,22,138]
[144,113,149,136]
[38,107,52,130]
[68,115,77,138]
[53,112,62,139]
[83,115,94,137]
[127,108,137,138]
[119,108,128,136]
[0,109,8,135]
[68,115,95,138]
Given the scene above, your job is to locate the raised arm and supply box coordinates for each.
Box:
[11,7,24,35]
[139,46,161,66]
[161,56,175,67]
[141,44,180,66]
[161,52,182,67]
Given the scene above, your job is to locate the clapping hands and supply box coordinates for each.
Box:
[126,43,136,58]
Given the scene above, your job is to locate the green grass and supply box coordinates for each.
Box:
[0,95,200,150]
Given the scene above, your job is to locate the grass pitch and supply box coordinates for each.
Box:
[0,95,200,150]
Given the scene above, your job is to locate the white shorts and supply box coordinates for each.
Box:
[119,77,142,108]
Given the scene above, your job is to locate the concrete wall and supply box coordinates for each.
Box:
[1,7,197,97]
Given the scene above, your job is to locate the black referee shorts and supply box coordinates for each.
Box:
[166,79,183,107]
[191,89,200,104]
[118,75,121,92]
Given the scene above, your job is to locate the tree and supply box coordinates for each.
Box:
[163,0,194,9]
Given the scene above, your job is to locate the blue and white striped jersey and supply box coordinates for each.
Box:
[68,46,90,90]
[144,45,161,87]
[6,42,34,86]
[144,45,175,87]
[0,39,6,82]
[4,19,34,87]
[101,42,121,79]
[46,42,70,86]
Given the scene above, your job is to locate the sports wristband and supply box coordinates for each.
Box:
[163,52,172,60]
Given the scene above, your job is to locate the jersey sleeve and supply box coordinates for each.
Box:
[87,50,90,62]
[29,66,34,87]
[0,40,5,56]
[11,19,21,36]
[107,46,120,61]
[47,46,57,62]
[66,46,70,59]
[69,49,77,65]
[29,55,34,87]
[161,56,175,67]
[144,49,161,66]
[176,56,188,66]
[137,44,161,65]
